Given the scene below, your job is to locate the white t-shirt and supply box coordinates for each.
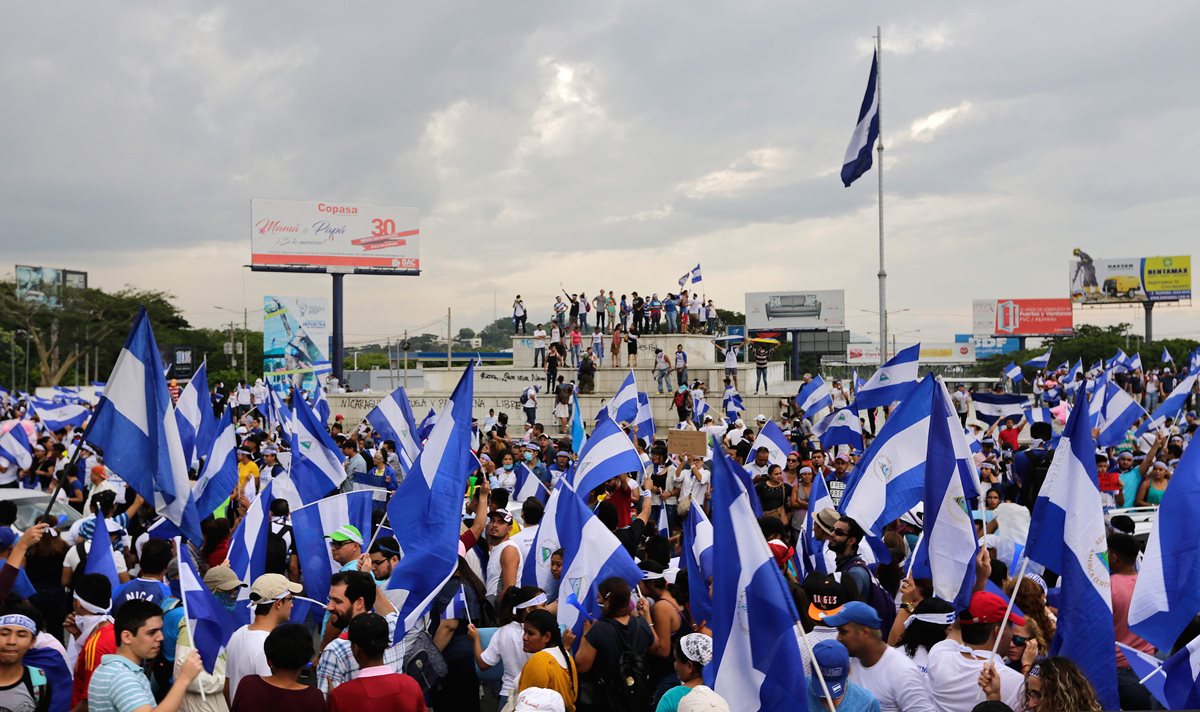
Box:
[486,540,519,599]
[0,460,18,486]
[225,626,271,701]
[849,645,936,712]
[533,329,547,349]
[923,639,1024,712]
[236,387,252,406]
[480,621,530,696]
[62,541,129,575]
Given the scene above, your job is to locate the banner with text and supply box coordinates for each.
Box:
[847,341,975,365]
[263,296,331,399]
[955,334,1022,359]
[251,199,420,271]
[972,298,1073,337]
[1069,250,1190,304]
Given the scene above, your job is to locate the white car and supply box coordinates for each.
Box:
[0,490,85,531]
[1108,505,1157,545]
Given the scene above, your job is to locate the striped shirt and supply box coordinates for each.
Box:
[87,654,155,712]
[316,611,404,695]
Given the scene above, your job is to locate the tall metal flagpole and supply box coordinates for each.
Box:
[876,26,888,366]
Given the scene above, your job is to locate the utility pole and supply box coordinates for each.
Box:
[227,321,237,372]
[403,330,409,390]
[446,308,453,368]
[242,307,249,383]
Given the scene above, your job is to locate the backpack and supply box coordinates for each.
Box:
[265,524,291,575]
[673,390,688,408]
[401,627,448,697]
[22,665,47,711]
[599,618,650,711]
[520,390,531,406]
[842,559,896,636]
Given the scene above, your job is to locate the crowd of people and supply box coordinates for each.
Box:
[0,342,1197,712]
[512,289,722,339]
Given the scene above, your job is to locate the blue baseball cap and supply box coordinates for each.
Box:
[812,639,849,698]
[822,601,882,630]
[0,529,16,550]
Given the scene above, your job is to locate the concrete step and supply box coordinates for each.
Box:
[420,362,787,395]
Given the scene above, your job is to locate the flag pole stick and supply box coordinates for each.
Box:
[875,24,888,368]
[174,538,207,702]
[461,584,472,627]
[41,432,89,519]
[1138,664,1165,685]
[365,509,390,552]
[905,531,923,579]
[795,624,837,712]
[988,555,1030,662]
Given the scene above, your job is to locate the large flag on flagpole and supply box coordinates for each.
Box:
[567,416,642,497]
[288,385,346,504]
[794,376,833,418]
[682,505,714,627]
[745,420,791,467]
[854,343,920,410]
[841,50,880,187]
[1023,348,1052,370]
[706,449,806,709]
[1136,373,1199,436]
[971,393,1027,427]
[1022,393,1118,709]
[364,385,421,466]
[83,308,202,543]
[292,491,375,604]
[607,371,639,424]
[174,360,212,466]
[192,407,239,518]
[227,481,274,594]
[813,407,864,451]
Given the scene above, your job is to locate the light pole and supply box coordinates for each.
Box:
[215,306,254,382]
[860,308,910,359]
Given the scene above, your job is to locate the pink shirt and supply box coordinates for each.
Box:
[571,331,582,346]
[1111,572,1156,668]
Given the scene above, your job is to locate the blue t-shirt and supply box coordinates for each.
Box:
[807,680,881,712]
[112,578,173,609]
[1119,468,1142,508]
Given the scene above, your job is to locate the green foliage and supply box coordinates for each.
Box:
[967,323,1197,377]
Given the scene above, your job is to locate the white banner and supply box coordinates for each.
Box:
[847,341,975,365]
[745,290,846,330]
[251,199,420,271]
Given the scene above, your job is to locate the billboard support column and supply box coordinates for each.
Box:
[1144,302,1153,343]
[790,331,801,381]
[332,273,345,385]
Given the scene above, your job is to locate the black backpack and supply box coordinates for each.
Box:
[842,559,896,636]
[264,524,291,575]
[600,618,650,711]
[520,390,531,406]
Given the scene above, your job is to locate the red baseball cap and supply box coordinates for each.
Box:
[961,590,1024,626]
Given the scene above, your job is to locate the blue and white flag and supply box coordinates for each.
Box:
[691,264,702,283]
[567,415,642,496]
[656,502,670,538]
[1024,348,1052,370]
[691,395,711,428]
[1117,643,1167,708]
[794,376,833,417]
[854,343,920,410]
[746,420,791,467]
[723,390,744,420]
[83,308,202,543]
[386,364,477,640]
[522,483,566,591]
[1130,435,1200,651]
[177,538,241,673]
[29,400,90,430]
[678,273,689,289]
[851,369,866,394]
[227,481,274,592]
[84,508,121,588]
[1107,349,1129,374]
[364,385,421,466]
[292,491,375,603]
[1126,352,1143,373]
[634,391,656,443]
[1096,380,1149,447]
[1024,406,1055,425]
[263,386,292,436]
[1023,393,1118,710]
[0,424,32,470]
[1137,373,1199,436]
[443,586,469,621]
[706,449,806,709]
[570,392,586,454]
[288,386,346,504]
[840,375,938,541]
[971,393,1027,427]
[813,407,863,450]
[1190,347,1200,375]
[909,392,978,612]
[513,463,549,506]
[192,407,239,518]
[608,371,639,424]
[416,408,438,442]
[174,361,211,466]
[1062,359,1083,395]
[1003,362,1023,383]
[1162,346,1174,364]
[1162,635,1200,709]
[312,380,331,425]
[554,486,644,639]
[799,467,833,577]
[682,505,714,626]
[840,50,880,187]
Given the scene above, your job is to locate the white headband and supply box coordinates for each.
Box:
[514,593,548,611]
[903,611,956,629]
[73,592,110,615]
[0,615,36,634]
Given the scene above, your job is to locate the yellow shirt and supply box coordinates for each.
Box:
[237,460,260,496]
[517,648,577,712]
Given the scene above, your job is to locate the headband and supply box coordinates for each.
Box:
[0,615,36,634]
[640,570,666,581]
[514,593,548,611]
[902,611,956,629]
[73,592,111,615]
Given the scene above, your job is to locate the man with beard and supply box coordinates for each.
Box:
[317,571,404,695]
[224,573,302,703]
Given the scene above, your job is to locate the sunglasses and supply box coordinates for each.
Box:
[831,528,851,538]
[1012,635,1028,646]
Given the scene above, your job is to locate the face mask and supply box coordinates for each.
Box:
[524,452,534,462]
[503,463,514,471]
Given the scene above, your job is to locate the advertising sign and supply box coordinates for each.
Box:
[171,347,196,380]
[847,342,975,365]
[972,299,1073,336]
[955,334,1021,359]
[745,290,846,330]
[1069,250,1191,304]
[263,296,331,397]
[251,200,420,271]
[14,266,88,307]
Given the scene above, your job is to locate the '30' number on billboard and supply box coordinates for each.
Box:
[371,219,396,236]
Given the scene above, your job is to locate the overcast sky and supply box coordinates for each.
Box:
[3,2,1197,351]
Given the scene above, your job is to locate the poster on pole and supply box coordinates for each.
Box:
[972,299,1073,336]
[263,296,331,398]
[1069,250,1190,304]
[744,290,846,330]
[251,199,420,271]
[14,265,88,307]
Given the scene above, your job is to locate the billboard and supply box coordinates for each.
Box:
[14,265,88,307]
[1069,250,1191,304]
[745,290,846,330]
[251,200,420,271]
[955,334,1021,359]
[847,342,976,365]
[263,296,331,397]
[972,299,1073,336]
